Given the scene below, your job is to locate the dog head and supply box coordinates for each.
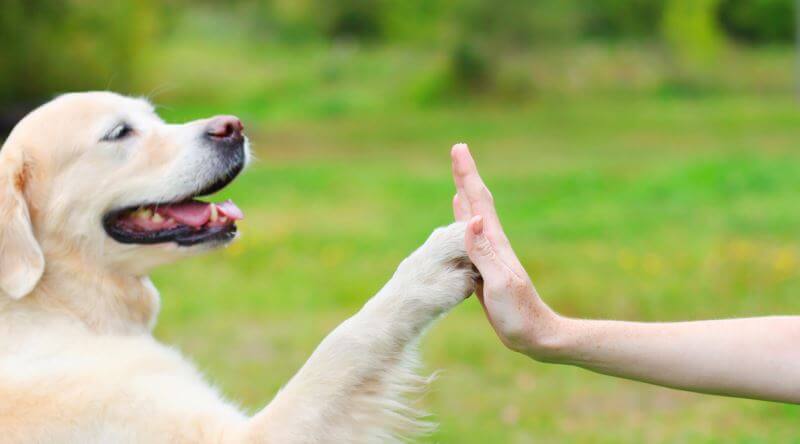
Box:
[0,91,249,299]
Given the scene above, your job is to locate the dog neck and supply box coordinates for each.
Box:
[24,253,160,335]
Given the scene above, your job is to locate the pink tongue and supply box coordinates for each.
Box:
[217,200,244,220]
[161,200,243,228]
[162,201,211,228]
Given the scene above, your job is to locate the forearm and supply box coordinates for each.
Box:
[449,144,800,404]
[241,223,475,443]
[244,283,437,442]
[536,315,800,403]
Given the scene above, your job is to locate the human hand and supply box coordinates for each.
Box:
[451,144,563,358]
[452,144,800,402]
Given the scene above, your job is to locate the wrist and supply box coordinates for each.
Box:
[517,306,575,364]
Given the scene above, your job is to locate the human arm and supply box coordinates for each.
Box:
[450,143,800,404]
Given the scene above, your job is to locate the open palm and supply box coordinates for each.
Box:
[451,144,558,355]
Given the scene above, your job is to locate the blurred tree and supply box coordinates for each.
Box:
[717,0,794,44]
[0,0,159,109]
[233,0,319,44]
[232,0,389,44]
[448,40,493,94]
[581,0,666,39]
[456,0,582,47]
[662,0,724,67]
[381,0,450,44]
[315,0,386,42]
[1,0,796,120]
[435,0,584,99]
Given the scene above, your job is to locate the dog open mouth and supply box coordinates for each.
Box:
[103,160,246,247]
[104,199,244,246]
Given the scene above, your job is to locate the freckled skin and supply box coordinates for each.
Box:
[450,143,800,404]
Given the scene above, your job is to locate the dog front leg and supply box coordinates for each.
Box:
[231,222,476,444]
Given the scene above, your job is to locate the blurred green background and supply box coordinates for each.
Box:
[3,0,800,442]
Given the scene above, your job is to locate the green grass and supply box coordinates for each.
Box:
[139,13,800,441]
[152,95,800,442]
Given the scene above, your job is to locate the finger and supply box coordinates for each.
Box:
[451,144,499,224]
[451,143,472,220]
[454,151,528,279]
[451,143,469,193]
[465,215,504,278]
[452,144,517,258]
[453,193,471,222]
[453,144,529,281]
[467,217,518,330]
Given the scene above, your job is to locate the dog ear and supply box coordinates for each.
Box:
[0,148,44,300]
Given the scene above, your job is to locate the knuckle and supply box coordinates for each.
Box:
[471,238,491,256]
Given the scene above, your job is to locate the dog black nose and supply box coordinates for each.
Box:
[205,115,244,143]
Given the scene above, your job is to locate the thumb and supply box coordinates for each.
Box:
[465,215,503,278]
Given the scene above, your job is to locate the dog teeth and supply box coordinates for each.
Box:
[134,208,152,219]
[209,204,219,222]
[219,216,228,224]
[152,213,164,223]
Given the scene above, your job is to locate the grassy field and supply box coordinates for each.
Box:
[3,3,798,441]
[148,94,800,442]
[134,13,800,442]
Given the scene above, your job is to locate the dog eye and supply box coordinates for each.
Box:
[103,123,133,141]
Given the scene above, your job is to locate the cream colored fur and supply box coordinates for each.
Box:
[0,92,476,443]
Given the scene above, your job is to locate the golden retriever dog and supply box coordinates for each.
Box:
[0,92,477,443]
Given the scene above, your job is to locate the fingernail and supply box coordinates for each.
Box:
[452,142,468,153]
[470,215,483,235]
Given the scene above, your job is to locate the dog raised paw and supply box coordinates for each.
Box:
[397,222,480,315]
